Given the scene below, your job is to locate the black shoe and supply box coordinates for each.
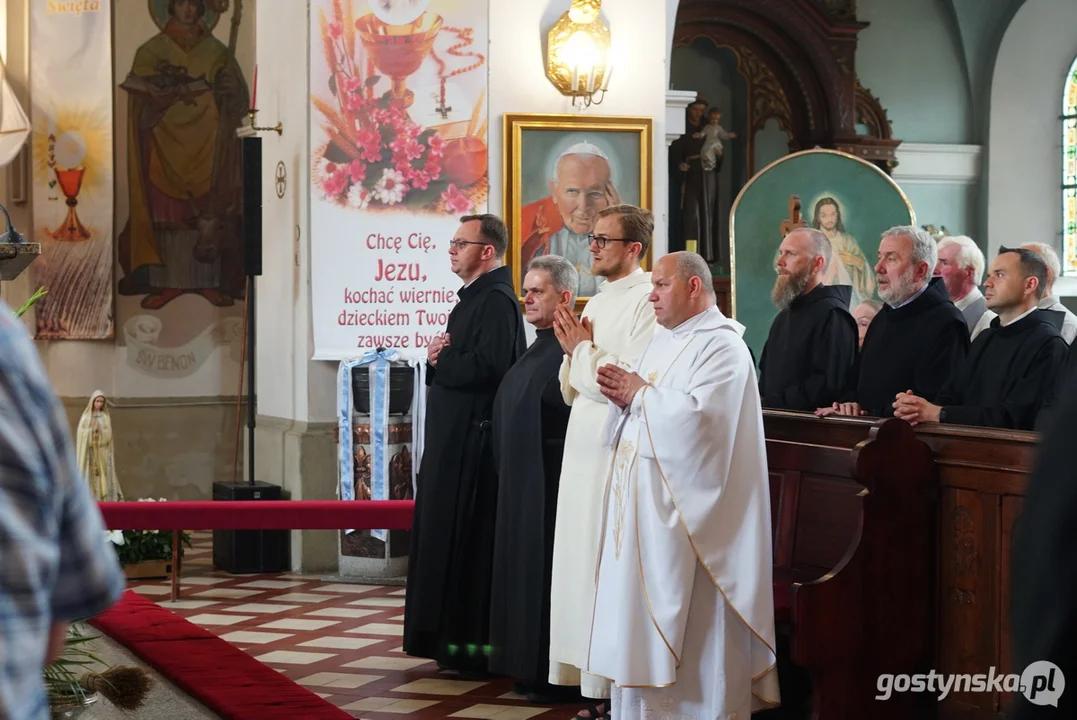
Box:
[457,669,493,681]
[525,684,585,705]
[512,680,534,695]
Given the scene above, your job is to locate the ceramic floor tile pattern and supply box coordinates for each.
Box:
[126,532,580,719]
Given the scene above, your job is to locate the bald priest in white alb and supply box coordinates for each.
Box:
[588,252,780,718]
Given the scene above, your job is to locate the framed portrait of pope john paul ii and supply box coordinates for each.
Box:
[503,113,652,310]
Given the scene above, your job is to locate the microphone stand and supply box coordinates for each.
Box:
[0,201,25,244]
[247,270,256,485]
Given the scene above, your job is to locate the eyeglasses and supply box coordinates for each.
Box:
[587,233,637,249]
[448,240,491,251]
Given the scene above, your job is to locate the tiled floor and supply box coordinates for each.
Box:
[129,533,580,719]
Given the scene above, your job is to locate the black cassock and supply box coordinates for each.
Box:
[840,277,969,417]
[934,309,1067,430]
[403,265,526,671]
[758,284,858,411]
[488,328,570,687]
[1010,365,1077,718]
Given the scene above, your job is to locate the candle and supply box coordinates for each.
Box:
[600,63,612,91]
[571,65,579,94]
[250,64,258,111]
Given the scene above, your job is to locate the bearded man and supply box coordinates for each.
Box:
[758,228,858,411]
[817,226,969,419]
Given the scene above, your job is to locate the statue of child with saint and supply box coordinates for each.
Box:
[76,391,124,501]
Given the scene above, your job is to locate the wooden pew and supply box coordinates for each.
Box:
[765,416,935,719]
[763,410,1039,720]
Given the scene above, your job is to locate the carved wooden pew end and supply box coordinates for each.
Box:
[765,416,935,719]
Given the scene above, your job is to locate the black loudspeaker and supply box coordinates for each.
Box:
[211,481,289,573]
[242,136,262,276]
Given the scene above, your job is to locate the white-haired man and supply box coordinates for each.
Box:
[1021,242,1077,344]
[520,142,620,297]
[758,228,858,410]
[935,235,995,339]
[817,226,969,418]
[587,251,778,718]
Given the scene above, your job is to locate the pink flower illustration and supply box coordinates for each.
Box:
[440,184,472,214]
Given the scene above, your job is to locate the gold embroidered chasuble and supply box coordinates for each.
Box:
[586,306,780,717]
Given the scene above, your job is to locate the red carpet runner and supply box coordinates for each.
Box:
[89,590,351,719]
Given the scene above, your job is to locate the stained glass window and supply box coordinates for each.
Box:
[1064,56,1077,274]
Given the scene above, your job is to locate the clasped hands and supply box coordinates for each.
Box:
[597,364,647,409]
[553,304,593,356]
[891,390,941,425]
[813,390,941,425]
[427,332,451,366]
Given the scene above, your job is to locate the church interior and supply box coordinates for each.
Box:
[0,0,1075,717]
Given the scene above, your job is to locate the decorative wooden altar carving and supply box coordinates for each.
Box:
[674,0,901,173]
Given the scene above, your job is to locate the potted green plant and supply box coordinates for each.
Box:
[45,624,153,719]
[107,499,192,579]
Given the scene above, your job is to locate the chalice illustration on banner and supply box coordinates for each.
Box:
[356,0,440,113]
[50,130,90,242]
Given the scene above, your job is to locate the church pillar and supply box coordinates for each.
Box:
[666,90,697,146]
[251,0,340,573]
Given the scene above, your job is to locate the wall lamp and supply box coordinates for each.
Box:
[546,0,612,108]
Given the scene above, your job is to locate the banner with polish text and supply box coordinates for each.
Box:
[30,0,115,340]
[309,0,489,360]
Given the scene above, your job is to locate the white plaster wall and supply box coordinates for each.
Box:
[255,0,310,422]
[988,0,1077,281]
[857,0,973,144]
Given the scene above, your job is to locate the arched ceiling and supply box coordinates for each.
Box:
[942,0,1029,140]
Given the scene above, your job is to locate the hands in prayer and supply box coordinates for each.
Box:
[553,305,593,356]
[427,332,451,367]
[892,389,941,425]
[814,401,867,417]
[597,364,647,409]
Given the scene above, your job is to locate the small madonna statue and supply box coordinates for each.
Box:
[76,391,124,501]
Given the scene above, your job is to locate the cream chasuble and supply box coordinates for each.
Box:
[586,306,780,718]
[549,268,658,697]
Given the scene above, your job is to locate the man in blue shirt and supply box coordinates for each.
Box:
[0,303,125,719]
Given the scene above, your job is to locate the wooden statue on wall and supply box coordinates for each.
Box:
[779,194,808,238]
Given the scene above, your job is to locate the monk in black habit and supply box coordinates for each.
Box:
[894,247,1067,430]
[1010,359,1077,719]
[403,214,526,675]
[758,228,858,410]
[489,255,580,702]
[817,226,969,419]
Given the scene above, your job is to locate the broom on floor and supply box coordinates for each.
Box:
[79,667,155,711]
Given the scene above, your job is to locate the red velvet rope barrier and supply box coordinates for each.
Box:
[97,500,415,531]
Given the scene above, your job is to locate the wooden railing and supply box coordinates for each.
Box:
[763,410,1038,720]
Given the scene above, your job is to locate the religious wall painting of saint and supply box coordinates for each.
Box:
[309,0,489,215]
[730,149,915,361]
[503,113,652,309]
[117,0,251,312]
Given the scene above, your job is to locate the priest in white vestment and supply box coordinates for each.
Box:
[590,252,780,719]
[548,205,659,716]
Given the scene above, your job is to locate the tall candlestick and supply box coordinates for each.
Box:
[250,64,258,110]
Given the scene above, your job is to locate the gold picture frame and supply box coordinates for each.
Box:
[503,113,653,311]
